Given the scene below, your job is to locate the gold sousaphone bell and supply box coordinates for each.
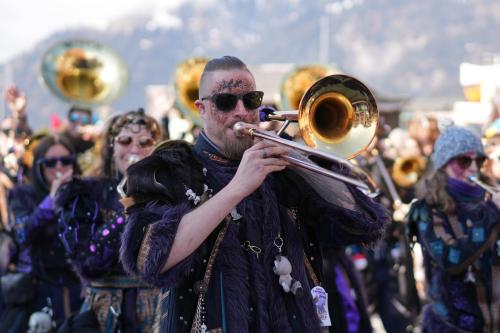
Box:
[173,57,209,127]
[391,155,427,188]
[280,65,330,111]
[235,74,379,194]
[40,40,128,106]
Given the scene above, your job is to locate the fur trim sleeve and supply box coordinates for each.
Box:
[120,200,193,287]
[311,185,390,246]
[276,169,390,246]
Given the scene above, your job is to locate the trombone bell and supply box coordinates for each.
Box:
[306,92,353,144]
[298,75,378,159]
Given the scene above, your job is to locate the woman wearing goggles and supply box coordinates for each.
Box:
[55,109,162,332]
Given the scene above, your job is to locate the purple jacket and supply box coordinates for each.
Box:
[8,184,78,284]
[56,178,127,280]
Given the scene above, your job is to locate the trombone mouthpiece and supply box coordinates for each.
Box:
[233,122,253,137]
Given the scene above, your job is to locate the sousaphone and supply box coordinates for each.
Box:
[40,39,128,106]
[173,57,208,126]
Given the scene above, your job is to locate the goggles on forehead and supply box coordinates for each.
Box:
[110,109,160,138]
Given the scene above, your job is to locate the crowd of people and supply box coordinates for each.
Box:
[0,55,498,333]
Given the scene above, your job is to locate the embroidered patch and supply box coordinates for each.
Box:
[429,240,444,257]
[448,247,461,264]
[433,302,448,318]
[429,275,439,297]
[471,227,484,243]
[311,286,332,327]
[418,221,428,232]
[411,208,419,222]
[420,207,429,221]
[14,215,30,226]
[15,228,26,243]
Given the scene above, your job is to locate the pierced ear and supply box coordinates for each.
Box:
[195,100,206,116]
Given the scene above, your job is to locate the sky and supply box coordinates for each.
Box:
[0,0,187,63]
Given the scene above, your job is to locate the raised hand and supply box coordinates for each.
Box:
[50,169,74,198]
[4,85,27,116]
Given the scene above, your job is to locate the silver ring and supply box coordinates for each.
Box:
[262,148,267,158]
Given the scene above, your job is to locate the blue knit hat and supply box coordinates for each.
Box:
[432,125,485,170]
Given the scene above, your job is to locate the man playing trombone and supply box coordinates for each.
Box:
[120,56,389,332]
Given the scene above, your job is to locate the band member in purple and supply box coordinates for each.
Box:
[120,56,390,332]
[408,125,500,333]
[2,134,82,330]
[56,109,162,332]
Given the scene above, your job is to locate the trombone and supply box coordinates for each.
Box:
[235,74,379,195]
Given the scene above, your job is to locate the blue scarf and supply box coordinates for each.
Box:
[446,177,485,203]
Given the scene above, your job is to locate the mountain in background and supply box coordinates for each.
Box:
[1,0,500,129]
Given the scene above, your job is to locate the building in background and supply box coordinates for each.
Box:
[452,61,500,128]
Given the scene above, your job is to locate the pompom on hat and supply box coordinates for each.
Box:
[431,125,485,170]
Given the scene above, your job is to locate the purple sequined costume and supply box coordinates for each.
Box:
[56,178,159,333]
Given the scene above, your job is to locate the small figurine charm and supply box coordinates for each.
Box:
[273,255,303,295]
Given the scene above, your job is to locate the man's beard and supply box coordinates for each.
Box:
[220,131,253,160]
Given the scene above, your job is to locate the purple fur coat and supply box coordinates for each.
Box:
[120,138,389,332]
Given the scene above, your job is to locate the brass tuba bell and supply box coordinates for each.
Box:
[280,65,331,111]
[40,40,128,106]
[173,57,208,126]
[391,155,427,188]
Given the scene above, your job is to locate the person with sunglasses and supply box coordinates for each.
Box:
[407,125,500,333]
[1,134,82,331]
[120,56,389,332]
[55,109,162,332]
[64,106,95,155]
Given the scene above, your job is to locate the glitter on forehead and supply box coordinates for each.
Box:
[211,70,255,94]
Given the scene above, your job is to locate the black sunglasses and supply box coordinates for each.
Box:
[201,91,264,112]
[453,155,487,169]
[38,155,75,168]
[115,136,156,148]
